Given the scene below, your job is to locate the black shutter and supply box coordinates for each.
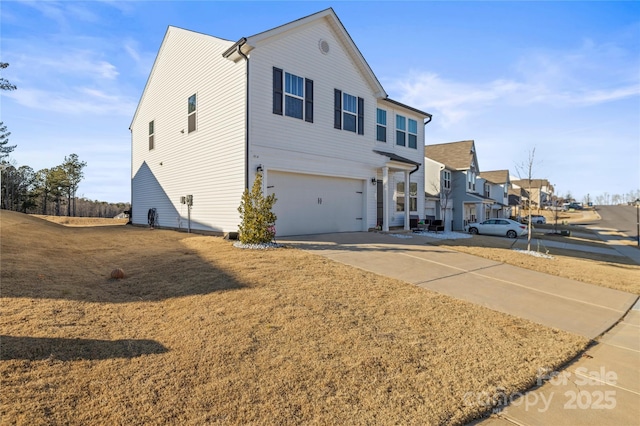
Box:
[305,78,314,123]
[273,67,283,115]
[334,89,342,129]
[357,97,364,135]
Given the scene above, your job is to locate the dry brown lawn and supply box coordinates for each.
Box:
[432,213,640,295]
[1,211,589,425]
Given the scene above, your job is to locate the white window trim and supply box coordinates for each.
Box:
[396,181,418,212]
[443,170,451,190]
[376,108,387,142]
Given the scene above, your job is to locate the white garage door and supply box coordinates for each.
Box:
[267,171,364,236]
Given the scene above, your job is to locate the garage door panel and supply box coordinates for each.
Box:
[267,172,364,236]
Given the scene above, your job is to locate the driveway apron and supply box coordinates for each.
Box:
[280,232,637,340]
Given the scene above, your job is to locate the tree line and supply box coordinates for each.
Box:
[1,62,129,218]
[1,154,130,217]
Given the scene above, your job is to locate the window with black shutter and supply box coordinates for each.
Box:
[305,78,313,123]
[273,67,283,115]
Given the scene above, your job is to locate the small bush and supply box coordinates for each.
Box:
[237,173,277,244]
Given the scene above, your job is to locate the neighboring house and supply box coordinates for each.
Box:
[424,140,493,231]
[423,156,453,231]
[511,178,554,209]
[508,186,527,219]
[478,170,511,219]
[130,8,432,236]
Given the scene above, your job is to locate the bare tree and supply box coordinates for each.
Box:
[430,174,453,231]
[515,147,538,251]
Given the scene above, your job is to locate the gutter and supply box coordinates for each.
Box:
[410,115,432,176]
[233,39,250,189]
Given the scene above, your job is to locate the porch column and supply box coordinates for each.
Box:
[404,170,410,231]
[382,166,389,232]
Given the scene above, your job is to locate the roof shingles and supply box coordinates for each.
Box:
[424,140,476,171]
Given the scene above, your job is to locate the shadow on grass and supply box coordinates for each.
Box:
[0,210,247,303]
[0,335,168,361]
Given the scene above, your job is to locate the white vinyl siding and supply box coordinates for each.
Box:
[131,27,246,233]
[132,14,429,235]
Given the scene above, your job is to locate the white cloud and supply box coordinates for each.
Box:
[6,87,136,116]
[386,35,639,127]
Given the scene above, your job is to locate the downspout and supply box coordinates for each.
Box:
[406,114,433,225]
[235,38,250,189]
[409,114,433,178]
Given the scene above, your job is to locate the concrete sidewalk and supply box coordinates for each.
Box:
[281,232,637,339]
[281,231,639,425]
[480,298,640,425]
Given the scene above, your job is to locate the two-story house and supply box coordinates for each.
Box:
[423,156,453,232]
[510,178,554,210]
[424,140,494,231]
[130,8,431,237]
[478,170,511,219]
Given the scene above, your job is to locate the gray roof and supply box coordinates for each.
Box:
[479,170,510,184]
[424,140,476,171]
[373,150,421,166]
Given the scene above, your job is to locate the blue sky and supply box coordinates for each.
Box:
[2,1,639,203]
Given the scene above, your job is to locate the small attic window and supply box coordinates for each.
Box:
[188,94,197,133]
[319,39,330,55]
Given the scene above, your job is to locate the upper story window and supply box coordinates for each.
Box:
[149,120,155,150]
[188,94,197,133]
[273,67,313,122]
[408,119,417,149]
[334,89,364,134]
[504,184,509,197]
[285,72,304,119]
[443,170,451,190]
[343,93,357,132]
[467,171,476,192]
[396,115,406,146]
[484,183,491,198]
[376,108,387,142]
[395,115,418,149]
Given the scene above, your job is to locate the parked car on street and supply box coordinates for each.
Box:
[523,215,546,224]
[465,219,527,238]
[564,202,583,210]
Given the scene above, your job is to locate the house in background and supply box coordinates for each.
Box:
[511,178,554,210]
[130,8,432,236]
[424,140,494,231]
[508,186,527,220]
[478,169,511,219]
[423,156,453,232]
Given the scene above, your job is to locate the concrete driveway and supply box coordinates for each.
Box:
[280,232,637,339]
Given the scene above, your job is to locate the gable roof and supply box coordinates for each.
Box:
[130,26,234,129]
[424,140,478,171]
[223,8,386,99]
[479,170,510,185]
[511,178,552,190]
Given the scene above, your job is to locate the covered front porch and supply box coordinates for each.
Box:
[461,193,495,227]
[373,151,421,233]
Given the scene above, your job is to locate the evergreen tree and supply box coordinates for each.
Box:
[237,172,277,244]
[0,63,17,160]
